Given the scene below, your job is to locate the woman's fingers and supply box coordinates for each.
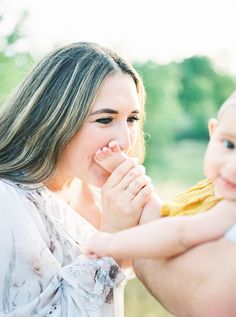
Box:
[105,158,136,187]
[124,174,152,198]
[101,160,154,232]
[132,183,153,210]
[118,165,146,192]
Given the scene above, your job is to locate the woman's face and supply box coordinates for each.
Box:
[58,72,142,188]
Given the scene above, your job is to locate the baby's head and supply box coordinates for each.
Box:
[204,90,236,200]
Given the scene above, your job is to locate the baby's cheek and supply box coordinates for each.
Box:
[204,156,219,180]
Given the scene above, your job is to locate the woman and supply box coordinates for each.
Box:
[0,42,152,316]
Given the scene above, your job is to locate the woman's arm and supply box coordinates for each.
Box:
[133,237,236,317]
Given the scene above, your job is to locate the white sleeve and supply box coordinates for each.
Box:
[0,181,124,317]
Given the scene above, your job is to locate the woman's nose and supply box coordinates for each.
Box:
[114,124,131,152]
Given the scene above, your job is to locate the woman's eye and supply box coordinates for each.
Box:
[127,116,140,123]
[95,117,112,125]
[223,140,235,149]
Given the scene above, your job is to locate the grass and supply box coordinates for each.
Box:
[125,278,173,317]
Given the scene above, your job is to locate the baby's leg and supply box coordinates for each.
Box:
[94,141,128,172]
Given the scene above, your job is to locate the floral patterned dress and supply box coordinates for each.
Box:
[0,179,124,317]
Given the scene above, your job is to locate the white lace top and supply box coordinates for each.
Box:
[0,179,124,317]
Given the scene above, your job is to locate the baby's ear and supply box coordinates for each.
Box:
[208,118,218,138]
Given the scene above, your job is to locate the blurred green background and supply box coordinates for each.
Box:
[1,13,236,317]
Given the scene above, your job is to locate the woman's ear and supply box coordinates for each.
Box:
[208,118,218,138]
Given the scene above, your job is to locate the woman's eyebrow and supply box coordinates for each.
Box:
[89,108,140,116]
[89,109,118,116]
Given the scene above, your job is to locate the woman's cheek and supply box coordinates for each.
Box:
[130,127,139,146]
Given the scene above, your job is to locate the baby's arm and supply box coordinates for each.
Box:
[94,141,162,221]
[85,200,236,260]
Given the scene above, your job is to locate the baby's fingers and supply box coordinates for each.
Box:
[84,248,100,259]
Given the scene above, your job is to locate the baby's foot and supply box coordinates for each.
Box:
[94,141,127,172]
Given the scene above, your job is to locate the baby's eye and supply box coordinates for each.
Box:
[95,117,113,125]
[127,116,140,123]
[223,140,235,149]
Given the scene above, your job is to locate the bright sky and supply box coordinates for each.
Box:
[2,0,236,74]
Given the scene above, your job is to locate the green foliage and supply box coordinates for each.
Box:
[0,10,28,51]
[0,10,33,106]
[149,140,207,186]
[135,61,182,144]
[5,11,28,46]
[134,61,183,169]
[178,56,236,138]
[0,53,33,105]
[135,56,236,144]
[134,56,236,172]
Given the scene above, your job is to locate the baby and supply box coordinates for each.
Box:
[85,91,236,261]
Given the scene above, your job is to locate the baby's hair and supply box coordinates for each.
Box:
[218,90,236,120]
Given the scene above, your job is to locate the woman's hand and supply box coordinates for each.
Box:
[100,158,153,232]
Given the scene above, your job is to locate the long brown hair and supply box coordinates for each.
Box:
[0,42,146,183]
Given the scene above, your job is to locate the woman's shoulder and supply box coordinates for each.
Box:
[0,178,22,200]
[0,178,40,219]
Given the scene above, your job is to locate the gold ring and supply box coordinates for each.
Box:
[125,186,136,196]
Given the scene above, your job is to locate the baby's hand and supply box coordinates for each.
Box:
[84,232,111,258]
[94,141,134,173]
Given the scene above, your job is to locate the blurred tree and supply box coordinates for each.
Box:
[1,10,28,50]
[134,61,183,172]
[0,9,33,105]
[178,56,236,139]
[134,57,236,178]
[214,72,236,109]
